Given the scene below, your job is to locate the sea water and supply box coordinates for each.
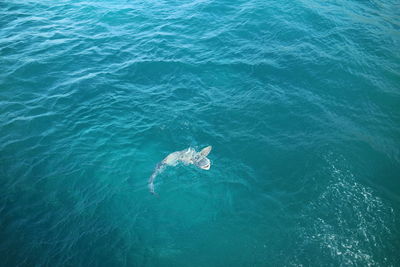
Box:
[1,0,399,266]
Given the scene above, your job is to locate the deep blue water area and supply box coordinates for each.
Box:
[1,0,400,266]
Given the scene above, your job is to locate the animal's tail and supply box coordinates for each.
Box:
[148,162,166,195]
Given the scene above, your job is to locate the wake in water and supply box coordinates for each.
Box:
[148,146,212,195]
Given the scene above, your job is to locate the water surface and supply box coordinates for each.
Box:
[1,0,400,266]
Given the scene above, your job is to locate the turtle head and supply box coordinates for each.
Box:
[193,146,212,170]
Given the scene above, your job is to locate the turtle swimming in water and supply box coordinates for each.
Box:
[148,146,212,195]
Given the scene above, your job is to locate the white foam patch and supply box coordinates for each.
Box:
[290,155,397,266]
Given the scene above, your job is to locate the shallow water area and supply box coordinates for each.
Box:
[1,0,400,266]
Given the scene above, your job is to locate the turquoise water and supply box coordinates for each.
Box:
[1,0,400,266]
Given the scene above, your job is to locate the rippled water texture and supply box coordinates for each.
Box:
[1,0,400,266]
